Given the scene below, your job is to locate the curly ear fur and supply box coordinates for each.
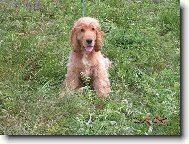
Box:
[70,28,80,53]
[94,28,104,52]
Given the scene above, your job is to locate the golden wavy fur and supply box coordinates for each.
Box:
[61,17,111,96]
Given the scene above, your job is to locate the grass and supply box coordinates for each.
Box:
[0,0,180,135]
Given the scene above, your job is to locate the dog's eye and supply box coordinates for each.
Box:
[81,28,85,32]
[92,28,95,31]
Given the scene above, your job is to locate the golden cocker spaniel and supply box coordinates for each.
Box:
[61,17,111,96]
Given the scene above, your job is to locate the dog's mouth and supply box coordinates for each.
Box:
[84,46,93,52]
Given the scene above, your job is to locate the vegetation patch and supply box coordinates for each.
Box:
[0,0,180,135]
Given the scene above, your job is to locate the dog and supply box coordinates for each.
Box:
[61,17,111,96]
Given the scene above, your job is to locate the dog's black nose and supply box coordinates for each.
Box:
[86,39,92,44]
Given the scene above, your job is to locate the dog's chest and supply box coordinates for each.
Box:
[82,54,92,76]
[82,53,91,66]
[82,55,89,66]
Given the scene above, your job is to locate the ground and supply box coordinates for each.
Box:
[0,0,180,135]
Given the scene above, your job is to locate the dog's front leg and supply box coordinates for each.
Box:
[60,68,82,96]
[92,67,111,97]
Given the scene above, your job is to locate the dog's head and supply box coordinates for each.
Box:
[70,17,104,53]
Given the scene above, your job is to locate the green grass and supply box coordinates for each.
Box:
[0,0,180,135]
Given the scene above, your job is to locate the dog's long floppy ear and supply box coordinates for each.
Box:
[94,27,104,52]
[70,28,80,53]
